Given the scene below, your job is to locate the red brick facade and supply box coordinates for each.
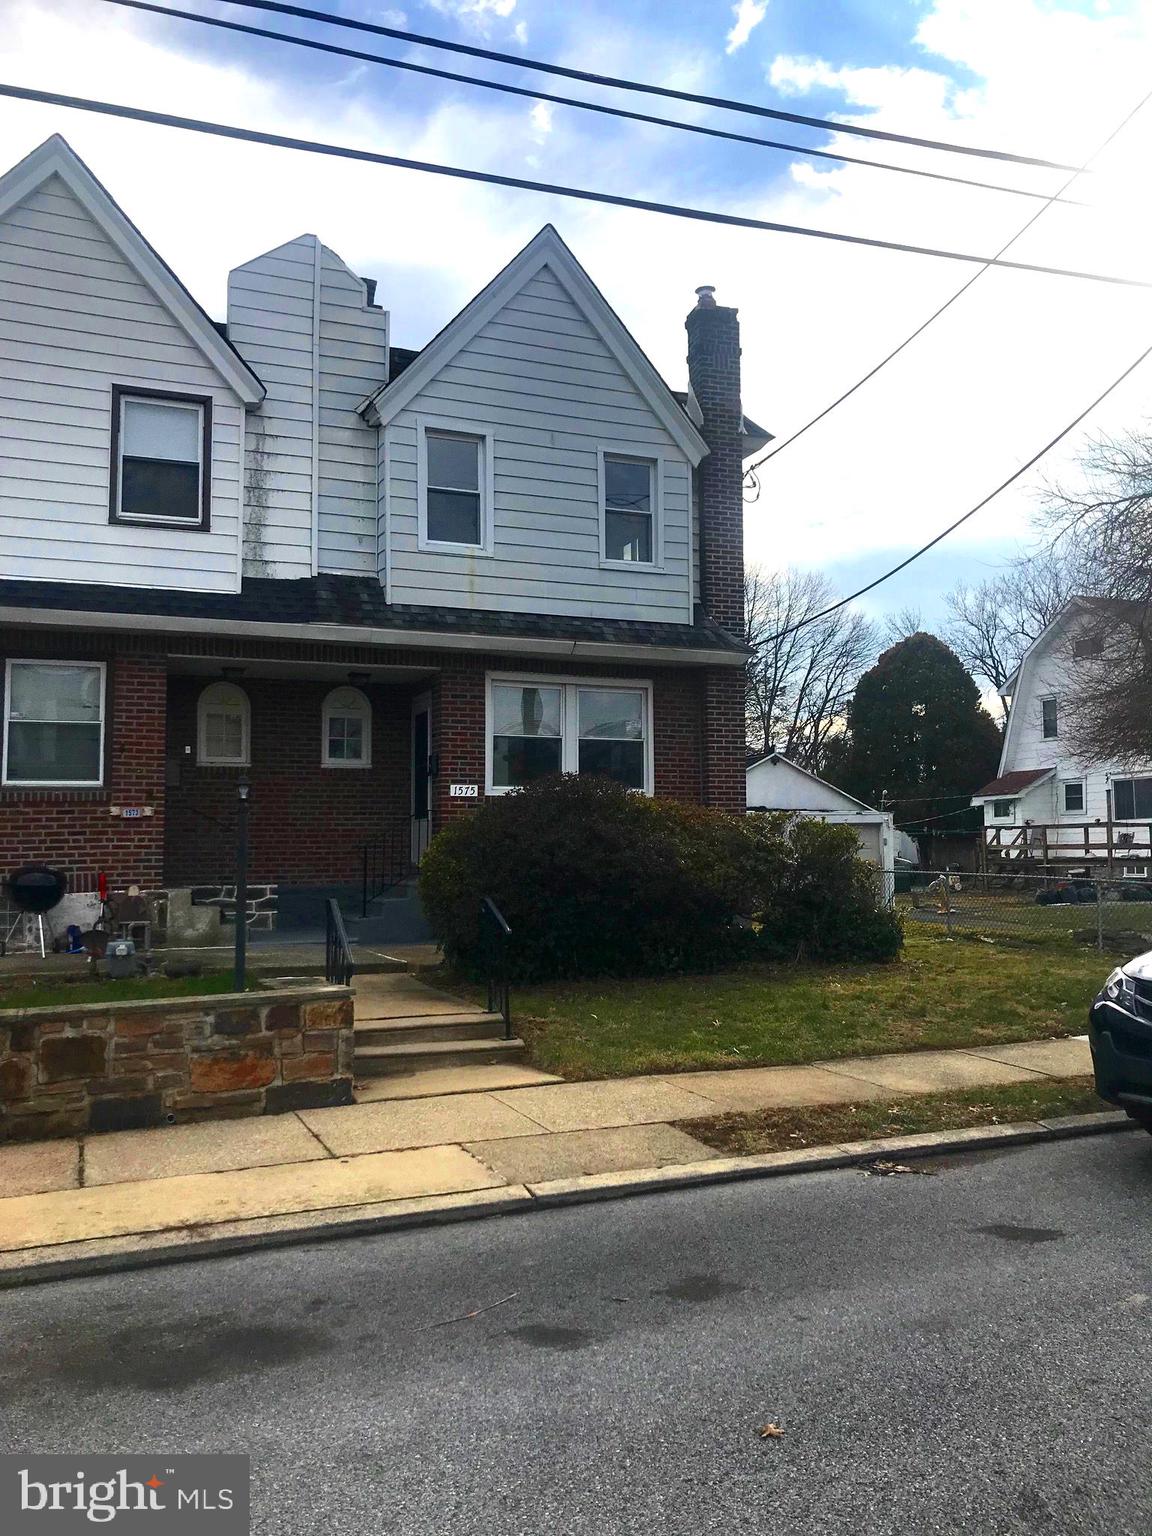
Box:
[0,626,741,893]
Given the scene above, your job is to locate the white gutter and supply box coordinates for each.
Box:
[0,604,747,668]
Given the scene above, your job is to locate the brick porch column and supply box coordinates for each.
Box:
[701,667,746,813]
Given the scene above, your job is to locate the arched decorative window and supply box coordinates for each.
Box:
[197,682,250,766]
[322,687,372,768]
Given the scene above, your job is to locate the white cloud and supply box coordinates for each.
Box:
[513,19,528,46]
[726,0,768,54]
[529,102,553,140]
[427,0,517,24]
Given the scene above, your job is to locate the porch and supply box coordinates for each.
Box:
[981,820,1152,875]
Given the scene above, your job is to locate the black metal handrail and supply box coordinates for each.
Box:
[362,825,412,917]
[479,895,512,1039]
[325,897,355,987]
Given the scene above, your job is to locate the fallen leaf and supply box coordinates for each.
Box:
[758,1423,786,1439]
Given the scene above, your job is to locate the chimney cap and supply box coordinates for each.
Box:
[694,285,717,308]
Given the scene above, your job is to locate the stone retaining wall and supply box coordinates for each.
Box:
[0,985,354,1141]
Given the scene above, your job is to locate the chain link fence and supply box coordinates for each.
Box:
[889,868,1152,952]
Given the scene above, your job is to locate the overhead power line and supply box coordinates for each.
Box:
[99,0,1087,208]
[206,0,1080,172]
[744,84,1152,484]
[762,336,1152,646]
[3,83,1148,290]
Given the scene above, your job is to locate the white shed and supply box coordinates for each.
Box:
[746,753,896,882]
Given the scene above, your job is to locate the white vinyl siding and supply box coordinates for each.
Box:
[382,266,693,622]
[0,175,244,592]
[227,237,387,578]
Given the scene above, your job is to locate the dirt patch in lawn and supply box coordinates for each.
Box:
[677,1075,1109,1157]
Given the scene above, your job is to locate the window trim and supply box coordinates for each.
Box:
[991,799,1015,820]
[1061,779,1085,815]
[321,686,372,770]
[1040,695,1059,740]
[598,449,663,571]
[485,672,654,796]
[415,415,495,555]
[109,384,213,531]
[196,681,251,768]
[2,659,107,788]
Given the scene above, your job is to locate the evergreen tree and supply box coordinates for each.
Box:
[835,633,1002,829]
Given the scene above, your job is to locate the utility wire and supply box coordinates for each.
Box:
[3,83,1149,291]
[743,85,1152,485]
[761,336,1152,646]
[100,0,1087,209]
[202,0,1081,172]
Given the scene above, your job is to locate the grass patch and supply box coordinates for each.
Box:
[0,972,260,1012]
[678,1075,1109,1157]
[432,930,1118,1079]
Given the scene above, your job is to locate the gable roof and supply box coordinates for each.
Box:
[358,225,708,462]
[972,768,1055,800]
[0,136,264,405]
[746,752,886,815]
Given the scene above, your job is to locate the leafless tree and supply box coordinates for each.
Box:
[1034,430,1152,763]
[745,567,877,771]
[880,606,923,647]
[944,546,1079,705]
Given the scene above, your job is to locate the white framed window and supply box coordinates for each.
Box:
[197,682,250,767]
[1062,780,1085,814]
[417,419,493,553]
[992,799,1014,819]
[1041,696,1059,739]
[322,687,372,768]
[486,674,652,794]
[600,452,660,567]
[111,387,209,528]
[1123,864,1150,880]
[2,660,105,786]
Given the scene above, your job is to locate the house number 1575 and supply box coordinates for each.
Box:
[449,783,479,798]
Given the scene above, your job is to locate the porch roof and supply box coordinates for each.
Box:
[972,768,1055,800]
[0,576,748,666]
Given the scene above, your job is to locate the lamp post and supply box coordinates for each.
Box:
[234,780,250,992]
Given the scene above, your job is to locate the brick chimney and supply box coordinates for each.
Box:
[686,284,745,639]
[686,286,747,813]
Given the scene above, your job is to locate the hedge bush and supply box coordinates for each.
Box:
[419,775,902,982]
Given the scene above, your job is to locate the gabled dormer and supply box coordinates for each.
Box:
[0,136,263,594]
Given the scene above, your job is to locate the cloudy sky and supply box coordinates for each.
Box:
[4,0,1152,627]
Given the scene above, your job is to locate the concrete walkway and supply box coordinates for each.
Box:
[0,1036,1093,1274]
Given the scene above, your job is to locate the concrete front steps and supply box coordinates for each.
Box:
[351,972,527,1079]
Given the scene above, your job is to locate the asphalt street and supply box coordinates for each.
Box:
[2,1132,1152,1535]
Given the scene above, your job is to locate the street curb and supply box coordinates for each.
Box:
[0,1111,1135,1289]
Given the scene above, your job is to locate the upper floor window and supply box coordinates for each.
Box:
[110,387,211,529]
[602,454,656,565]
[1114,777,1152,820]
[488,677,651,794]
[197,682,250,767]
[1073,635,1104,660]
[420,427,488,550]
[322,687,372,768]
[2,660,105,786]
[1041,697,1059,739]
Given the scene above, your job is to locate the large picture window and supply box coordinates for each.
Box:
[1114,777,1152,820]
[488,677,651,793]
[602,454,656,565]
[110,387,210,528]
[2,661,105,786]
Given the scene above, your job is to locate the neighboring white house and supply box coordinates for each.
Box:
[971,597,1152,873]
[746,752,896,882]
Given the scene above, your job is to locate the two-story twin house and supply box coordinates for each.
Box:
[972,597,1152,876]
[0,136,763,940]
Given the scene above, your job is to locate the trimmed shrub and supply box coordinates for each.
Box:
[754,817,903,963]
[419,775,763,981]
[420,777,902,982]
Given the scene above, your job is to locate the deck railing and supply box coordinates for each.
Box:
[983,821,1152,868]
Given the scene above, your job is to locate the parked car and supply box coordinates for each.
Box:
[1089,952,1152,1131]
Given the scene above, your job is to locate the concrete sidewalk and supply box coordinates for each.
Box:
[0,1036,1096,1278]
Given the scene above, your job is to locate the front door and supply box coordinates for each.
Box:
[411,693,431,866]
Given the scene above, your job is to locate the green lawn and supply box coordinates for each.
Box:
[458,931,1118,1080]
[0,972,258,1012]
